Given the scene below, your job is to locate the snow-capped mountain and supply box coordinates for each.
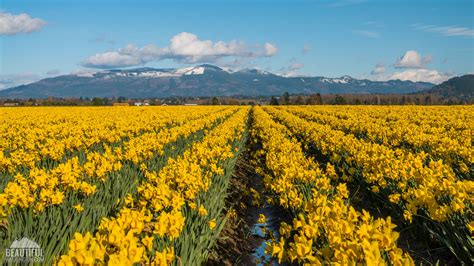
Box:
[99,65,218,78]
[0,64,434,98]
[319,76,353,84]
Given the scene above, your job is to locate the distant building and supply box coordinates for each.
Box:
[113,102,129,106]
[184,103,198,106]
[134,102,143,106]
[4,103,19,107]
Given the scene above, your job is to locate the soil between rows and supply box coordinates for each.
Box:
[206,136,290,265]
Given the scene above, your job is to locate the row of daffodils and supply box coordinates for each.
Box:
[0,107,201,172]
[59,107,249,265]
[251,106,413,265]
[285,105,472,174]
[0,106,248,264]
[0,107,233,214]
[264,106,473,263]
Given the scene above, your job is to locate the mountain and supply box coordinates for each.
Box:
[0,64,434,98]
[423,74,474,100]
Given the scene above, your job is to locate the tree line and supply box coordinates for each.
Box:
[268,92,470,105]
[1,92,470,106]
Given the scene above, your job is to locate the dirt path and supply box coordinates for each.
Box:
[206,131,289,265]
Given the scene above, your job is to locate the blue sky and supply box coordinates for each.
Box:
[0,0,473,89]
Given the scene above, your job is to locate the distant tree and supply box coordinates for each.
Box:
[270,96,279,105]
[282,92,290,105]
[295,96,303,105]
[102,98,112,105]
[424,95,432,105]
[228,99,240,105]
[334,95,346,105]
[401,96,407,105]
[316,93,322,104]
[117,96,127,103]
[92,97,103,106]
[306,93,322,105]
[212,97,220,105]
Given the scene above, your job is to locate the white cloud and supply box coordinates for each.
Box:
[280,61,305,77]
[394,50,432,69]
[264,43,278,56]
[387,69,454,84]
[167,32,250,61]
[0,12,46,35]
[371,63,385,75]
[70,69,98,77]
[84,50,145,68]
[366,51,452,84]
[412,24,474,38]
[82,32,278,68]
[281,71,299,77]
[369,68,454,84]
[353,30,379,38]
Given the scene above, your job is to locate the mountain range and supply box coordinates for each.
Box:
[423,74,473,100]
[0,64,436,98]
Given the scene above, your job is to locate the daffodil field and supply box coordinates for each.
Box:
[0,105,472,265]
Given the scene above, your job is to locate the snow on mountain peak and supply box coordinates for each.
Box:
[183,66,205,75]
[236,68,271,75]
[320,76,354,84]
[176,65,223,75]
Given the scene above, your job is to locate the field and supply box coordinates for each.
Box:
[0,105,472,265]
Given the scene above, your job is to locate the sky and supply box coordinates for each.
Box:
[0,0,473,89]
